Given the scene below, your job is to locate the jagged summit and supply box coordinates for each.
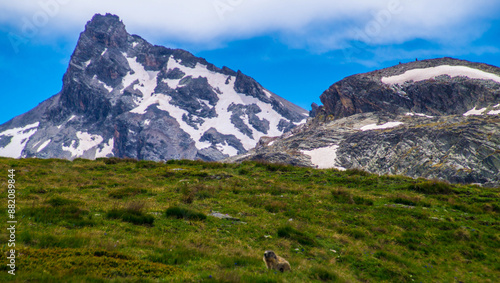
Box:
[0,13,307,161]
[83,13,127,47]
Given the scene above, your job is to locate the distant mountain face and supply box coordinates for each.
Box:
[319,57,500,119]
[0,14,307,161]
[228,58,500,187]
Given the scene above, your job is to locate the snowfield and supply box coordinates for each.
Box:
[463,107,488,116]
[301,145,345,170]
[125,54,287,155]
[62,131,104,158]
[381,65,500,85]
[0,122,39,158]
[96,138,114,158]
[360,122,404,131]
[36,139,51,153]
[405,113,434,118]
[488,104,500,115]
[462,105,500,116]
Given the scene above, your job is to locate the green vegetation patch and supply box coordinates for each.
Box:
[277,225,317,246]
[5,248,181,279]
[108,187,148,199]
[406,180,455,194]
[331,188,373,205]
[165,206,207,221]
[46,196,82,207]
[106,203,154,226]
[24,205,94,228]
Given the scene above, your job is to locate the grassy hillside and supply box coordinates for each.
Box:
[0,157,499,282]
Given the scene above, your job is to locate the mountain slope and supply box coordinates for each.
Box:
[0,14,307,161]
[228,58,500,187]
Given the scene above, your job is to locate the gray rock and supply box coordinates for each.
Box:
[209,211,240,221]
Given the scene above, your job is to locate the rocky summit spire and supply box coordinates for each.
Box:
[58,14,132,122]
[67,14,128,70]
[81,13,128,49]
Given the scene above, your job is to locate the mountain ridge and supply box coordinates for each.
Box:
[228,57,500,187]
[0,13,307,161]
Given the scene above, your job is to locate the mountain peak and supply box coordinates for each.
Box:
[87,13,122,26]
[0,14,307,162]
[81,13,128,49]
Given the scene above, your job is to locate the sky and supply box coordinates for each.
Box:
[1,0,499,124]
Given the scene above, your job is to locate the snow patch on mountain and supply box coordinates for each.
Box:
[122,54,159,105]
[96,138,114,158]
[217,143,238,156]
[294,118,308,126]
[360,122,404,131]
[263,90,272,99]
[406,113,434,118]
[382,65,500,85]
[62,131,104,158]
[37,139,51,153]
[0,122,39,158]
[487,104,500,115]
[92,75,113,92]
[162,77,181,89]
[464,107,488,116]
[301,145,345,170]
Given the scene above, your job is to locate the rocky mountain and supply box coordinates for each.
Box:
[0,14,307,161]
[227,58,500,187]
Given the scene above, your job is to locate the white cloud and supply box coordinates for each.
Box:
[1,0,498,52]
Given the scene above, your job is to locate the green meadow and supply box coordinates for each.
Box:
[0,157,499,282]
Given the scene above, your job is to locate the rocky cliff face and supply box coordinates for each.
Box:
[319,58,500,119]
[0,14,307,161]
[227,58,500,187]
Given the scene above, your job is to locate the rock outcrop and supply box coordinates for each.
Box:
[227,58,500,187]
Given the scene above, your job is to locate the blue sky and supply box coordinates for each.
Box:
[1,0,499,124]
